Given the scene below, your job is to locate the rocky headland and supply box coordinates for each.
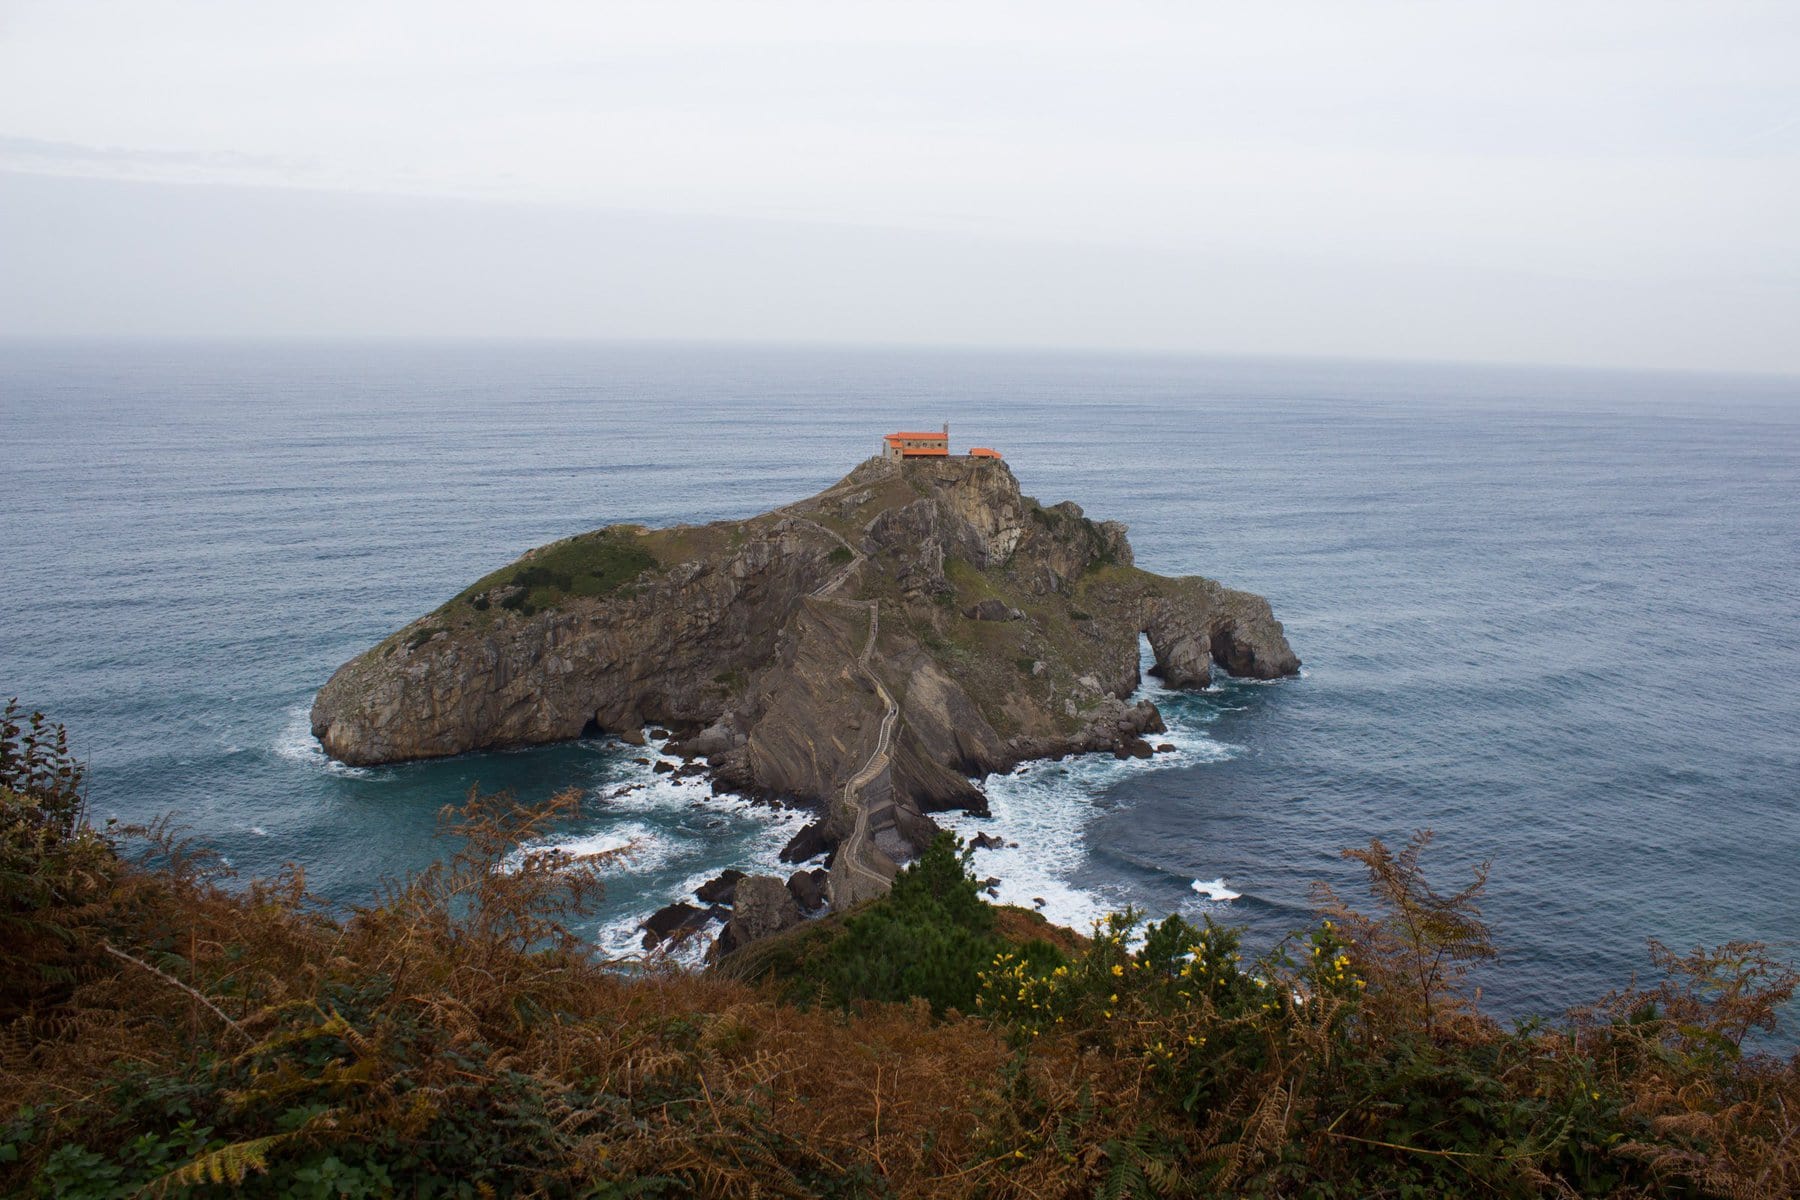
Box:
[311,456,1299,916]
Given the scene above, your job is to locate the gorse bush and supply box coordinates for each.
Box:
[966,836,1800,1198]
[2,711,1797,1198]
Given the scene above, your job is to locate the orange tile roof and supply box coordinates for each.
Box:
[885,431,948,440]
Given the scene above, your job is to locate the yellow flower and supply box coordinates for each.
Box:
[1111,964,1124,977]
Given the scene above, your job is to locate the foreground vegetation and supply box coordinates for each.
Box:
[3,702,1797,1198]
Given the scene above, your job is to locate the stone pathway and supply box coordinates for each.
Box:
[786,515,900,908]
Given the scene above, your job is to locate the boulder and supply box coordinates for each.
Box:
[689,720,737,758]
[963,598,1023,622]
[780,821,830,864]
[718,875,802,954]
[653,760,674,774]
[1114,737,1155,760]
[786,868,829,912]
[970,831,1005,850]
[640,901,704,949]
[695,869,746,905]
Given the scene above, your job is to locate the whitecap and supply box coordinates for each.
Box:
[596,908,723,968]
[1191,877,1241,902]
[523,821,675,874]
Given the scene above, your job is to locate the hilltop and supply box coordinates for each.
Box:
[310,455,1299,904]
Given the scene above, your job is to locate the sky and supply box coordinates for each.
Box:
[2,1,1797,372]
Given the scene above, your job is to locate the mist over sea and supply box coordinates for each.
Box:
[4,340,1797,1021]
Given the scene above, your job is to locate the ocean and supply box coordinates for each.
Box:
[4,339,1797,1024]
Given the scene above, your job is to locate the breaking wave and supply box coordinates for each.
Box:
[939,638,1243,934]
[273,701,377,778]
[1191,877,1242,902]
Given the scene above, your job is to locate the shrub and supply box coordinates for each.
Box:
[817,833,999,1015]
[0,699,115,1021]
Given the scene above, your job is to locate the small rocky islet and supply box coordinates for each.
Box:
[311,451,1299,947]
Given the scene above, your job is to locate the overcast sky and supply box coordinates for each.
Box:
[2,1,1797,372]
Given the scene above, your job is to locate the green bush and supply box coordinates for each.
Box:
[819,834,1000,1015]
[1,699,115,1020]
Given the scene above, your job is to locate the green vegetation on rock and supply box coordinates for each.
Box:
[457,528,658,617]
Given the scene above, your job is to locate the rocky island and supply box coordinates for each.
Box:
[311,452,1299,914]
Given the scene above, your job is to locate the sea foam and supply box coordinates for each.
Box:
[274,701,377,778]
[1191,877,1242,902]
[939,639,1241,933]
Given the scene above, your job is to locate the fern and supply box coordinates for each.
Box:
[143,1131,291,1193]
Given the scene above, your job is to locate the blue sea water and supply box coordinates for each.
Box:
[3,339,1798,1020]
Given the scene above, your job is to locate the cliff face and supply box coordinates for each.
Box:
[311,457,1299,857]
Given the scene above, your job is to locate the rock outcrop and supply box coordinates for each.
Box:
[716,875,802,955]
[313,456,1300,864]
